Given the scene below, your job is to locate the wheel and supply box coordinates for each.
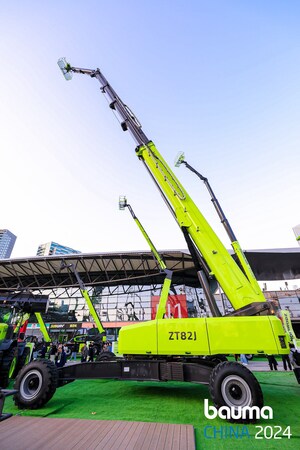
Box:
[209,361,263,423]
[13,359,58,409]
[0,347,18,388]
[15,347,32,376]
[96,351,116,361]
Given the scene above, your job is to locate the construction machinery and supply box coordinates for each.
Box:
[0,291,50,388]
[60,262,107,356]
[119,195,173,322]
[12,59,299,421]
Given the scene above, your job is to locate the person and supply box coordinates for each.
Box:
[70,342,79,361]
[32,337,39,360]
[49,342,57,363]
[102,342,110,352]
[234,354,240,362]
[289,343,300,367]
[40,340,47,359]
[266,354,278,371]
[282,353,292,371]
[81,343,88,363]
[240,354,248,365]
[55,344,67,368]
[88,342,95,362]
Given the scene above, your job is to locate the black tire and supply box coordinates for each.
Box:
[13,359,58,409]
[96,351,116,361]
[15,347,31,376]
[0,347,18,388]
[209,361,263,423]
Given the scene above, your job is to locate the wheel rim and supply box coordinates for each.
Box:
[20,369,43,400]
[9,356,17,378]
[221,375,252,408]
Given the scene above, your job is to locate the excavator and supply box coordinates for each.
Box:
[12,59,299,422]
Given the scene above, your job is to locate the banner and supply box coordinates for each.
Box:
[151,294,188,320]
[279,309,297,342]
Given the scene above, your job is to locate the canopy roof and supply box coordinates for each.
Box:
[0,248,299,293]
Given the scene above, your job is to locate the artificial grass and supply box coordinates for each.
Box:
[4,371,300,449]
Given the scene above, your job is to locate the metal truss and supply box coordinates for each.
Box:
[0,250,197,294]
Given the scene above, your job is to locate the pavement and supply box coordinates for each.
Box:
[239,359,293,372]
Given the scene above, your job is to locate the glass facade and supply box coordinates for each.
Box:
[0,229,17,258]
[25,282,300,342]
[27,283,211,342]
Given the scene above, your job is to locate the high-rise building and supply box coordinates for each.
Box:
[0,229,17,258]
[36,241,81,256]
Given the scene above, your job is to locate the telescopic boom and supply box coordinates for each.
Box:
[57,58,268,316]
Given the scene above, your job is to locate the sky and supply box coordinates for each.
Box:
[1,1,300,263]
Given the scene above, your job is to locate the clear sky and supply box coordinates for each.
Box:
[1,0,300,260]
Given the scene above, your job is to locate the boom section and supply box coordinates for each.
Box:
[136,141,266,310]
[62,62,266,311]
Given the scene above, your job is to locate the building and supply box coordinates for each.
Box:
[0,229,17,258]
[36,241,81,256]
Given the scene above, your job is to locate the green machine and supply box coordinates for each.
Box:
[56,58,287,357]
[60,262,107,356]
[119,195,173,322]
[0,292,50,388]
[12,60,299,420]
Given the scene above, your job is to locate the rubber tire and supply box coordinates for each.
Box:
[209,361,263,423]
[13,359,58,409]
[96,351,116,361]
[15,347,31,376]
[0,347,18,388]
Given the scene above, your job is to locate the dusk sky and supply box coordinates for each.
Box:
[1,1,300,267]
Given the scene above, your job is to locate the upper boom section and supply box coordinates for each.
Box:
[58,58,267,312]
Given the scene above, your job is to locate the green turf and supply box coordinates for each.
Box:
[4,371,300,449]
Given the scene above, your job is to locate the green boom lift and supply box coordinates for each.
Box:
[119,195,173,321]
[12,60,299,421]
[60,262,106,355]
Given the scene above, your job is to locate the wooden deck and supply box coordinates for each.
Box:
[0,416,195,450]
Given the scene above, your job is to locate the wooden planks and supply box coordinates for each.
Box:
[0,416,195,450]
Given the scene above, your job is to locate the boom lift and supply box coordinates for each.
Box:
[119,195,173,321]
[12,59,299,421]
[60,262,106,355]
